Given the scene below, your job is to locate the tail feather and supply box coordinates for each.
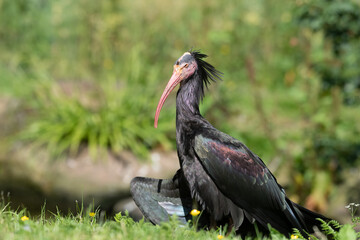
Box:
[248,198,337,237]
[292,202,335,233]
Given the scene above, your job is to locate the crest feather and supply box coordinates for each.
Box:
[190,50,223,88]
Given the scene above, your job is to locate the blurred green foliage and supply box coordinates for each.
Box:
[19,46,174,159]
[297,0,360,104]
[0,0,359,207]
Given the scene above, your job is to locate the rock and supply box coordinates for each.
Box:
[0,145,179,218]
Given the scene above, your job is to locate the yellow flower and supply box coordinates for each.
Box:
[217,234,224,239]
[291,235,299,239]
[21,216,29,221]
[190,209,200,216]
[89,212,96,217]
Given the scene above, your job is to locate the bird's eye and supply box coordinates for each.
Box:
[184,63,189,68]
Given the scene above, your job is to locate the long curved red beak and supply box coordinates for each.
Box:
[154,69,182,128]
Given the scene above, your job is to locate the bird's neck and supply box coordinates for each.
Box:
[176,73,203,122]
[175,73,204,161]
[175,72,212,162]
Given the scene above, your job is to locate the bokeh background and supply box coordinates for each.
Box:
[0,0,359,223]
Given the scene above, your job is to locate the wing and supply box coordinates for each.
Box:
[194,130,286,211]
[194,129,306,234]
[130,170,193,225]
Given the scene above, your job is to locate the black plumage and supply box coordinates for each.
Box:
[131,51,334,237]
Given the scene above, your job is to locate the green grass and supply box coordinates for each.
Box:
[0,201,359,240]
[0,203,250,240]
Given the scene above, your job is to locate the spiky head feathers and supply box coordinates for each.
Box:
[190,50,223,87]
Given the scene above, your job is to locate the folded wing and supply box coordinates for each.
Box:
[194,130,307,235]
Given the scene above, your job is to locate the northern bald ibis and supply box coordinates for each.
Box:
[131,51,334,237]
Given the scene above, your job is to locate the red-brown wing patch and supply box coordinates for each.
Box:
[203,138,266,179]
